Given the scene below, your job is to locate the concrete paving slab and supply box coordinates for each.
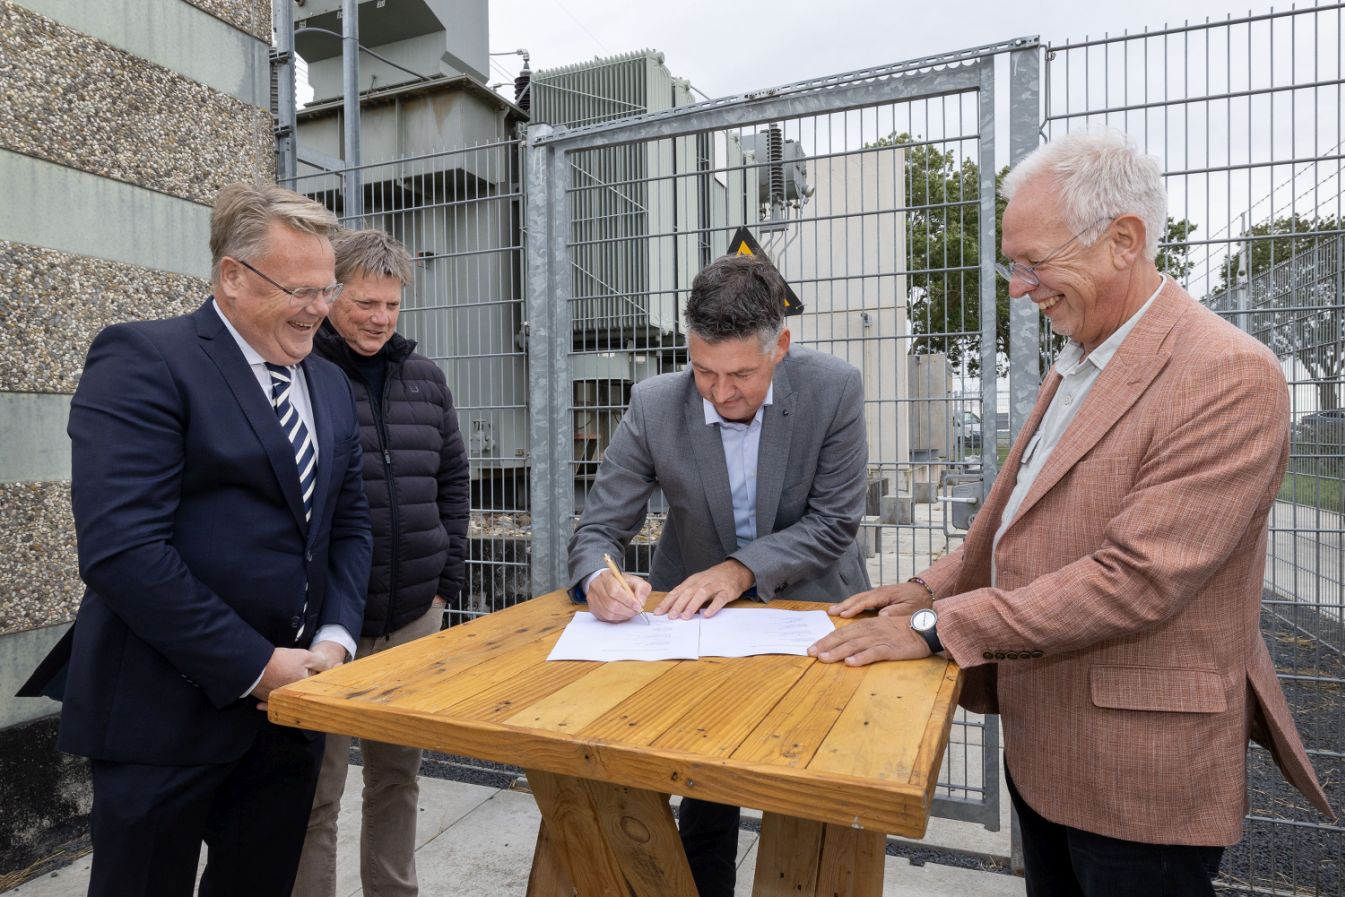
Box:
[412,788,541,897]
[5,774,1022,897]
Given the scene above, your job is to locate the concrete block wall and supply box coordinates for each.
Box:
[0,0,273,872]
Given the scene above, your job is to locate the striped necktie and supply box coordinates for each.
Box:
[264,363,316,523]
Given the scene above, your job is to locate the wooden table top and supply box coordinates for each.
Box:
[269,590,962,837]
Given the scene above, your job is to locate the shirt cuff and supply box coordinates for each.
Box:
[581,568,605,598]
[313,624,357,662]
[242,669,266,699]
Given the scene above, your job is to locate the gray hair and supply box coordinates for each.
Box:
[1001,128,1167,261]
[209,183,339,282]
[332,228,413,286]
[685,254,787,353]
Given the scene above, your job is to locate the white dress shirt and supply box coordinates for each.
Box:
[211,301,355,691]
[991,276,1166,585]
[583,385,774,594]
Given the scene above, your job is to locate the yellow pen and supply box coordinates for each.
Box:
[603,552,651,625]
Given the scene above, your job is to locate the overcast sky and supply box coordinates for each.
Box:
[484,0,1283,100]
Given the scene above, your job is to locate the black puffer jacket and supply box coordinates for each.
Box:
[314,322,470,637]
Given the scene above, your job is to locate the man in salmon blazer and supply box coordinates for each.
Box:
[811,128,1333,896]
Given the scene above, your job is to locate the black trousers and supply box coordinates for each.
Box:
[1007,764,1224,897]
[678,797,741,897]
[88,721,324,897]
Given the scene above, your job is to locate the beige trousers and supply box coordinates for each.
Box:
[291,605,443,897]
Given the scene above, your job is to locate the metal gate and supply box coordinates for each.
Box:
[282,139,534,625]
[1042,5,1344,893]
[523,39,1041,831]
[273,0,1342,872]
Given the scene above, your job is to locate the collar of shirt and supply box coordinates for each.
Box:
[1053,274,1167,377]
[702,384,774,429]
[212,297,272,369]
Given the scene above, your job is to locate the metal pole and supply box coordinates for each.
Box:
[1007,41,1042,444]
[524,126,574,594]
[1004,38,1042,872]
[341,0,363,222]
[272,1,298,184]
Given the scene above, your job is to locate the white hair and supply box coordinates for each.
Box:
[1001,128,1167,261]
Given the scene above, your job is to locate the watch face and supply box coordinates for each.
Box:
[911,608,937,631]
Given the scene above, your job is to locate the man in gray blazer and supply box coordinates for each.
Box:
[567,252,870,897]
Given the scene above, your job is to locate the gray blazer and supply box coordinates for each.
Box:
[568,345,870,602]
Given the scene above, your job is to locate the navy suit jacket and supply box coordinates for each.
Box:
[51,300,372,766]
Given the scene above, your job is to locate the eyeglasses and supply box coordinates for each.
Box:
[234,258,344,306]
[994,216,1116,288]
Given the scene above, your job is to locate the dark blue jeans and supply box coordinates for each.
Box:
[1007,763,1224,897]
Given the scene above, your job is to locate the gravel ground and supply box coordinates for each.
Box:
[1216,604,1343,896]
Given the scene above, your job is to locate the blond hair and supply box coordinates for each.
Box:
[209,183,339,282]
[332,228,413,285]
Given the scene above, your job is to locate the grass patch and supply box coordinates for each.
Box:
[1279,470,1344,513]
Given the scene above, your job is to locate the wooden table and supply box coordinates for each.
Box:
[269,590,962,897]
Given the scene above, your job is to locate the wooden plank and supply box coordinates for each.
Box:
[269,691,931,834]
[578,658,740,746]
[732,659,866,768]
[418,632,577,716]
[526,820,576,897]
[752,812,824,897]
[526,769,629,897]
[813,824,885,897]
[286,591,577,701]
[582,780,697,897]
[808,656,949,783]
[906,662,963,806]
[505,661,679,733]
[651,655,812,757]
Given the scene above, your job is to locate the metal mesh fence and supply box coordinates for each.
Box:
[273,3,1344,863]
[532,46,1010,829]
[283,139,532,628]
[1044,5,1344,892]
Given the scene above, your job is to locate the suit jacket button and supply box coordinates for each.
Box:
[1031,650,1044,658]
[993,651,1006,660]
[982,652,994,660]
[306,551,313,562]
[1004,651,1018,660]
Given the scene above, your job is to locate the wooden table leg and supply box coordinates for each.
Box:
[526,768,698,897]
[753,811,885,897]
[526,818,576,897]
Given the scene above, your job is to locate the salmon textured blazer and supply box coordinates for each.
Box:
[922,280,1333,845]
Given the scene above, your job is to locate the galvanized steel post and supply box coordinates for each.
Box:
[1007,41,1042,445]
[341,0,362,222]
[524,126,575,594]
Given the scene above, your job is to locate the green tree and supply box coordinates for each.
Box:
[1211,214,1344,411]
[883,133,1196,374]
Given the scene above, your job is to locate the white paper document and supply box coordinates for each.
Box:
[547,612,701,661]
[696,608,836,658]
[546,608,835,662]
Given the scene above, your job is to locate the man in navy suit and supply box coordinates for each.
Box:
[47,184,372,896]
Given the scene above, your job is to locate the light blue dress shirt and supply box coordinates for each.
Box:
[702,384,774,550]
[583,385,775,594]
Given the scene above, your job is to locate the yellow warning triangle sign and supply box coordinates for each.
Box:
[726,226,804,316]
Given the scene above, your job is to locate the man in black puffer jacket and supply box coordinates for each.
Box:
[293,229,470,897]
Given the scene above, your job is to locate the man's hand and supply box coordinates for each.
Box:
[655,560,755,620]
[828,582,933,619]
[587,570,653,622]
[308,640,348,673]
[253,646,319,709]
[808,615,931,666]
